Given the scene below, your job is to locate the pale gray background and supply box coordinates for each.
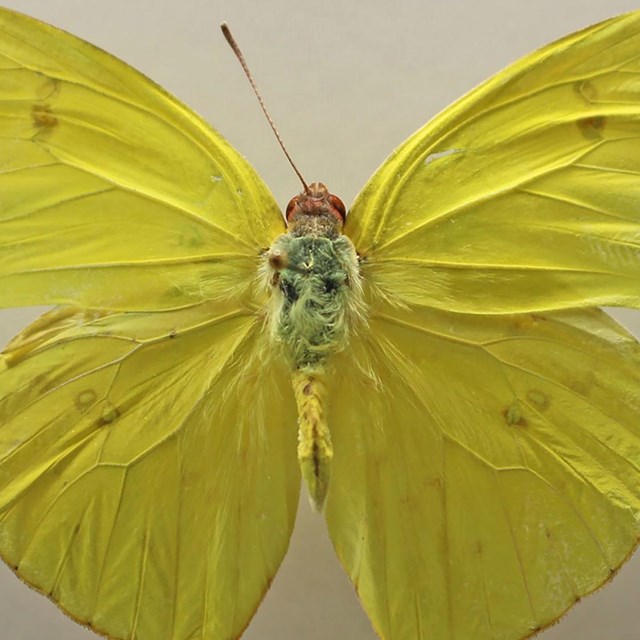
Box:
[1,0,639,638]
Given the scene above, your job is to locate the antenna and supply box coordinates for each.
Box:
[221,22,309,193]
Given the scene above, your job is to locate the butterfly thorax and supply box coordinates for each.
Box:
[263,183,363,507]
[264,183,362,368]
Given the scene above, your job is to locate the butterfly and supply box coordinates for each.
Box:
[1,5,640,640]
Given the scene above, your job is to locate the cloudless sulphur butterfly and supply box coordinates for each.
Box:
[1,6,640,640]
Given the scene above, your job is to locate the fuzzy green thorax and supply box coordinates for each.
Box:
[266,231,360,368]
[263,188,363,370]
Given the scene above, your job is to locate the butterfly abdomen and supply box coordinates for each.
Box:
[292,368,332,508]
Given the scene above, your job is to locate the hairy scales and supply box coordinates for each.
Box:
[268,233,358,367]
[262,184,364,508]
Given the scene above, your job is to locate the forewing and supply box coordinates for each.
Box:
[346,11,640,314]
[325,304,640,640]
[0,305,299,640]
[0,7,284,311]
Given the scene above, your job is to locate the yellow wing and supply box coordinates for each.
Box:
[0,7,284,312]
[0,7,299,640]
[0,304,299,640]
[345,10,640,315]
[326,305,640,639]
[330,9,640,640]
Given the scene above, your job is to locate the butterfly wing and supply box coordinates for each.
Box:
[328,10,640,640]
[327,306,640,639]
[0,8,298,640]
[346,10,640,315]
[0,305,299,640]
[0,7,284,311]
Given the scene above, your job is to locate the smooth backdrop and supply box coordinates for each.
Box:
[0,1,639,639]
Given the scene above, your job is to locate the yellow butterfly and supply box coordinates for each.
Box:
[1,6,640,640]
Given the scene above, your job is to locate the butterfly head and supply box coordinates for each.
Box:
[285,182,346,237]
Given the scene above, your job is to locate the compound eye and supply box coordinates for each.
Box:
[285,197,298,221]
[329,194,346,222]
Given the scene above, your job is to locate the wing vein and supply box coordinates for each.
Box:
[377,138,610,251]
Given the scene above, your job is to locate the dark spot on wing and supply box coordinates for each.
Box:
[526,389,550,411]
[574,80,598,103]
[423,477,443,490]
[577,115,606,139]
[510,313,546,333]
[503,402,528,427]
[75,389,97,413]
[32,103,58,130]
[97,403,120,427]
[570,371,597,397]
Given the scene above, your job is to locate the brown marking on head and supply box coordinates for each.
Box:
[285,182,346,226]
